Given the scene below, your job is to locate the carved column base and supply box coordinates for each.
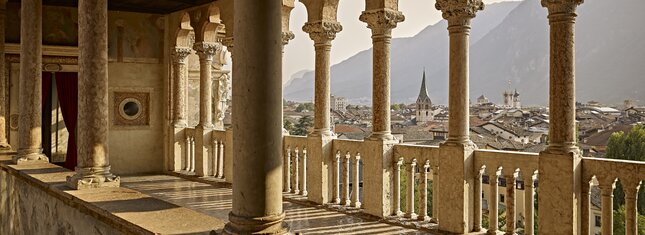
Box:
[222,212,289,235]
[12,149,48,164]
[66,166,120,190]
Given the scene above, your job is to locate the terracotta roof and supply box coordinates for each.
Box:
[583,125,633,147]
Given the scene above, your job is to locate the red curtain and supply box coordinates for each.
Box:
[55,72,78,170]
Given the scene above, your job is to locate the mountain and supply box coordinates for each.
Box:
[284,0,645,106]
[284,1,521,104]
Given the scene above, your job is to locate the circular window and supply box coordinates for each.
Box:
[118,98,143,120]
[123,102,139,117]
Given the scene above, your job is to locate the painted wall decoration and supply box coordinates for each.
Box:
[5,3,164,62]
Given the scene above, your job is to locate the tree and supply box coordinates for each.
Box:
[292,116,313,136]
[283,120,294,133]
[613,205,645,235]
[606,124,645,215]
[295,103,314,113]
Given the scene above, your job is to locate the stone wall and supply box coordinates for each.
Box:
[0,165,124,235]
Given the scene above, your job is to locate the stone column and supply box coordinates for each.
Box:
[66,0,119,190]
[304,21,341,205]
[194,42,220,129]
[435,1,483,233]
[0,0,11,152]
[13,0,48,163]
[170,47,191,172]
[171,48,192,127]
[359,9,404,140]
[222,0,287,233]
[598,178,615,235]
[303,22,341,137]
[538,1,583,234]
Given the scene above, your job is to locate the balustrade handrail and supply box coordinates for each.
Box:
[332,139,363,155]
[474,149,539,175]
[393,144,439,166]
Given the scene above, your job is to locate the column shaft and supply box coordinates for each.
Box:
[523,174,535,235]
[223,0,287,233]
[359,9,404,140]
[599,183,614,235]
[14,0,48,163]
[447,21,471,143]
[0,2,10,151]
[504,174,516,235]
[67,0,119,189]
[489,172,499,234]
[172,48,191,127]
[313,41,331,135]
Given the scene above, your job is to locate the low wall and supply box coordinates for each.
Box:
[0,155,225,235]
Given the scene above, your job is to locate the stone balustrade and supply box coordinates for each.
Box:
[392,144,440,222]
[582,157,645,235]
[283,135,308,195]
[331,139,363,209]
[474,149,539,235]
[170,131,645,234]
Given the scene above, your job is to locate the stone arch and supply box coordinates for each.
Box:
[175,13,193,47]
[190,4,223,43]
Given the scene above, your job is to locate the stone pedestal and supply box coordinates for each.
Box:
[169,127,186,172]
[193,127,213,177]
[66,0,119,190]
[437,142,476,234]
[362,138,397,217]
[306,135,334,204]
[537,151,581,234]
[13,0,48,164]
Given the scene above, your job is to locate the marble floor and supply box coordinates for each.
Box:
[121,175,431,235]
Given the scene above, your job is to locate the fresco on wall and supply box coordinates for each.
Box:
[5,3,79,46]
[109,12,164,61]
[5,4,164,61]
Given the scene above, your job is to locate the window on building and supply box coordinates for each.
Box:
[500,194,505,203]
[595,215,601,227]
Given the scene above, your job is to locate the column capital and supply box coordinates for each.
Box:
[542,0,583,14]
[302,21,342,44]
[172,47,192,64]
[193,42,222,61]
[282,31,295,46]
[435,0,484,24]
[359,9,405,33]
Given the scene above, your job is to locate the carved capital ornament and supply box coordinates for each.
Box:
[359,9,405,32]
[302,21,343,43]
[435,0,484,22]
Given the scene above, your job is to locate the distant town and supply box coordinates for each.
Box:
[283,72,644,158]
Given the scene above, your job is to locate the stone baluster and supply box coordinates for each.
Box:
[294,148,300,194]
[223,0,287,232]
[406,159,417,219]
[473,168,484,231]
[623,179,641,235]
[301,148,307,196]
[13,0,48,164]
[0,0,11,153]
[284,147,291,193]
[172,48,191,127]
[352,154,361,208]
[523,171,536,235]
[394,158,403,216]
[334,152,341,204]
[212,140,218,176]
[435,1,483,232]
[185,136,191,171]
[418,161,430,221]
[217,141,224,178]
[432,165,439,223]
[66,0,119,189]
[504,172,517,235]
[580,180,590,235]
[190,137,195,172]
[598,177,616,235]
[538,1,583,233]
[487,168,500,234]
[344,152,351,206]
[359,9,404,140]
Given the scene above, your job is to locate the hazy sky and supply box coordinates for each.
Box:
[281,0,518,85]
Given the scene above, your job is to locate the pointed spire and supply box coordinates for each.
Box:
[417,69,431,104]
